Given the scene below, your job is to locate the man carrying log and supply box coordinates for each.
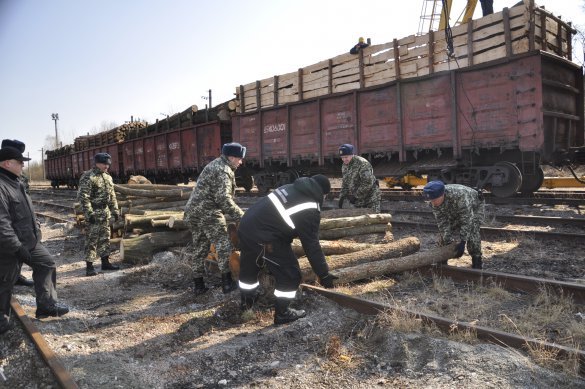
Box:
[78,153,121,276]
[184,143,246,295]
[338,144,381,212]
[238,174,337,325]
[423,181,485,269]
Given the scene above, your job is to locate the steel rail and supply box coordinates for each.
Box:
[391,220,585,240]
[390,209,585,227]
[301,284,585,374]
[417,266,585,304]
[10,298,79,389]
[35,211,76,225]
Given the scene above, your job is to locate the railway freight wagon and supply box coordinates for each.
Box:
[45,150,74,188]
[122,121,233,185]
[233,1,584,196]
[234,51,584,196]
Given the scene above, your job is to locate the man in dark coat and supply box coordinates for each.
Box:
[0,146,69,335]
[1,139,34,287]
[237,174,337,325]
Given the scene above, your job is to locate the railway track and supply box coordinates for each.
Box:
[302,284,585,374]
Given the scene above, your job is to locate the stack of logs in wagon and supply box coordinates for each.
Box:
[75,184,458,286]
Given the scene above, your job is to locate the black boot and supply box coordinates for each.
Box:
[274,298,306,325]
[221,272,237,294]
[101,256,120,271]
[240,289,259,311]
[471,256,483,270]
[193,277,209,296]
[15,274,34,287]
[35,303,69,319]
[86,261,98,277]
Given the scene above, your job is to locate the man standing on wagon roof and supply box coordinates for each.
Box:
[78,152,121,276]
[338,144,381,213]
[184,142,246,296]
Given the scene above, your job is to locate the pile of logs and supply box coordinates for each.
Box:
[74,183,459,286]
[73,121,148,151]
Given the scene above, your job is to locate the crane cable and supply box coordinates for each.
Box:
[442,0,455,57]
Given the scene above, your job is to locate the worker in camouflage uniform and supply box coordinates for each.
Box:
[77,153,120,276]
[184,142,245,295]
[1,139,34,287]
[338,144,380,212]
[423,181,485,269]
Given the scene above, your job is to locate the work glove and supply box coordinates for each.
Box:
[15,245,32,262]
[319,273,339,289]
[338,196,345,209]
[454,241,466,258]
[88,214,96,224]
[347,195,357,204]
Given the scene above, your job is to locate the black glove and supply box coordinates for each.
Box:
[15,245,31,262]
[338,197,345,209]
[347,195,356,204]
[319,273,338,289]
[454,241,466,258]
[88,214,96,224]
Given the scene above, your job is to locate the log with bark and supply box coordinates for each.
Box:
[326,243,459,285]
[128,200,188,213]
[114,184,191,199]
[319,214,391,230]
[120,230,192,264]
[319,223,391,240]
[124,214,178,229]
[292,239,375,257]
[299,237,420,282]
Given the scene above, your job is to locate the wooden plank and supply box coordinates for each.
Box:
[333,81,360,93]
[472,45,507,65]
[364,49,395,64]
[364,73,396,87]
[504,7,512,56]
[397,34,416,47]
[429,30,435,73]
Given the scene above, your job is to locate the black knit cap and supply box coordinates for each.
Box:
[311,174,331,195]
[222,142,246,158]
[1,139,25,153]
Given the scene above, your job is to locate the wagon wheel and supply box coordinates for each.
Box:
[255,175,269,194]
[490,161,522,198]
[519,166,544,195]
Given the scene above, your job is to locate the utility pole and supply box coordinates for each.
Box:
[51,113,59,149]
[208,89,212,108]
[40,148,45,180]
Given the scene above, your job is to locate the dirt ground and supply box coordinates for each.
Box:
[2,194,585,388]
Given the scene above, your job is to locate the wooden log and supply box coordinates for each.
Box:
[168,216,187,230]
[292,239,375,257]
[319,223,391,240]
[120,230,192,264]
[328,243,458,285]
[129,200,187,212]
[320,214,392,230]
[300,237,420,282]
[151,219,188,230]
[124,214,177,228]
[114,184,191,199]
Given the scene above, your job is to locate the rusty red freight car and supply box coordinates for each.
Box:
[234,51,584,196]
[122,121,232,184]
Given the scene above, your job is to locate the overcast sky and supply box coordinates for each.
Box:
[0,0,583,163]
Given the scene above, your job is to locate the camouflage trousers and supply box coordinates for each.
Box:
[186,212,233,278]
[355,186,381,213]
[84,219,111,262]
[446,217,482,258]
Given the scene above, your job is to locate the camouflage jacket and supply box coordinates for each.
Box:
[77,167,119,220]
[430,184,484,243]
[340,156,377,201]
[184,155,243,221]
